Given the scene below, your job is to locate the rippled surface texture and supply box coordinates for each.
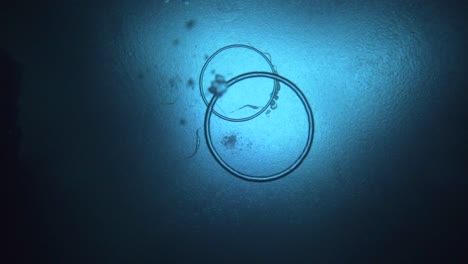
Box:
[3,0,467,263]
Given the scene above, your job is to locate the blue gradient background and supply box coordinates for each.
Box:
[3,0,467,263]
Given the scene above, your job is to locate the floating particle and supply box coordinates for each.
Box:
[230,104,262,113]
[185,19,196,29]
[186,129,200,159]
[187,78,195,89]
[169,76,181,89]
[270,100,278,110]
[222,134,237,148]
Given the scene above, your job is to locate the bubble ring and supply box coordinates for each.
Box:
[204,72,314,182]
[199,44,280,122]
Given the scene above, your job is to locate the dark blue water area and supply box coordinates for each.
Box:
[2,0,467,263]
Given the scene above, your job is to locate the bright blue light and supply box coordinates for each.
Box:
[120,0,435,191]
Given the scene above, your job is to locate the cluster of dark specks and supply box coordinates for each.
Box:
[172,19,196,46]
[222,134,237,149]
[187,78,195,89]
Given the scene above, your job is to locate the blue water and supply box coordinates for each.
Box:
[3,0,467,263]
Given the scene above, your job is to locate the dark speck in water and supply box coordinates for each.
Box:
[185,19,196,29]
[187,78,195,89]
[137,73,144,79]
[204,54,209,60]
[222,134,237,148]
[180,118,187,126]
[172,38,179,46]
[169,77,180,89]
[211,69,216,75]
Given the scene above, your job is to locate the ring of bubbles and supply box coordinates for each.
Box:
[199,44,280,122]
[199,44,315,182]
